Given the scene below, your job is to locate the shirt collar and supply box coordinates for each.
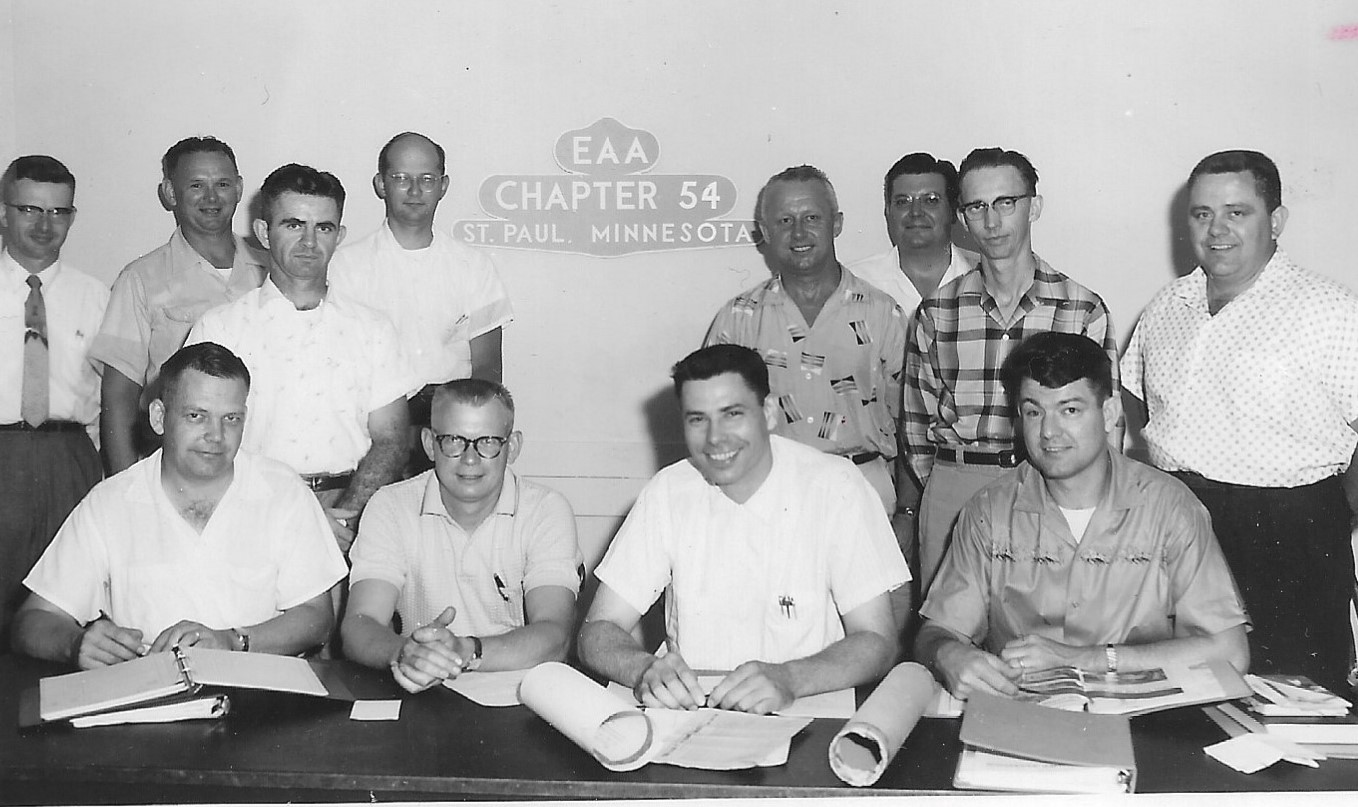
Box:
[168,229,268,275]
[379,219,440,252]
[1176,248,1291,309]
[1,246,61,286]
[256,276,333,312]
[419,467,521,521]
[1012,447,1143,515]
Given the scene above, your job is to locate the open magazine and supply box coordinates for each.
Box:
[1017,659,1249,715]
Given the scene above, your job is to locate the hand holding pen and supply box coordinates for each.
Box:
[76,612,149,670]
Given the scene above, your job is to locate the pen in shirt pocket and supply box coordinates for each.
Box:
[493,574,511,602]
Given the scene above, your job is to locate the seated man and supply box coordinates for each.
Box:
[12,342,347,668]
[578,345,909,714]
[915,332,1249,699]
[342,379,581,692]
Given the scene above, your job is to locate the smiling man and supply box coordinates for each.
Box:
[903,147,1119,593]
[916,333,1248,700]
[1122,150,1358,689]
[93,137,267,476]
[187,164,413,551]
[578,345,909,714]
[12,342,345,668]
[341,379,581,692]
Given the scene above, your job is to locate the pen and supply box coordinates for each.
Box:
[493,574,510,602]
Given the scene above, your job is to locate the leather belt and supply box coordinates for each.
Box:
[935,446,1020,468]
[848,451,882,466]
[301,472,353,492]
[0,421,87,433]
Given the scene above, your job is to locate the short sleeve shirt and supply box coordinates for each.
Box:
[186,280,415,475]
[704,269,907,459]
[593,436,910,670]
[90,230,267,387]
[846,244,974,316]
[330,223,513,386]
[1120,250,1358,487]
[23,450,347,638]
[348,469,582,637]
[920,450,1248,654]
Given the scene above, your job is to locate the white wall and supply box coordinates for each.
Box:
[6,0,1358,561]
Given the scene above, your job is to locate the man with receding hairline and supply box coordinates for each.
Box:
[93,135,267,475]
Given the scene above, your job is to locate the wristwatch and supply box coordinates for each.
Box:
[232,628,251,653]
[465,636,484,671]
[1105,643,1118,674]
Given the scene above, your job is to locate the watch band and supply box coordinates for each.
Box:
[466,635,484,671]
[1105,643,1118,674]
[232,628,251,653]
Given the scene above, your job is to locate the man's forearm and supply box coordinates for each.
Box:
[1111,626,1249,675]
[578,620,658,687]
[336,436,407,513]
[915,621,965,675]
[479,620,571,671]
[341,613,405,669]
[12,609,82,664]
[100,369,144,475]
[242,596,334,656]
[774,629,896,698]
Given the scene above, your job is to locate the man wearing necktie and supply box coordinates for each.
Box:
[0,155,108,646]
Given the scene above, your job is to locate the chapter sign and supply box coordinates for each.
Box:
[455,118,754,257]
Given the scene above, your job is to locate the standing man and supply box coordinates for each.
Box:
[1122,149,1358,688]
[578,345,908,714]
[705,165,907,517]
[0,155,108,645]
[330,132,513,445]
[903,147,1119,593]
[92,136,267,475]
[342,379,581,692]
[188,164,412,551]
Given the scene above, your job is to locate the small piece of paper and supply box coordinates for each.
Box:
[1204,734,1321,773]
[443,669,529,707]
[350,700,401,721]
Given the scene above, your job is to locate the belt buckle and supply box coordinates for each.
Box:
[997,451,1019,468]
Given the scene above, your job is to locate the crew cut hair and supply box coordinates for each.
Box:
[2,155,76,194]
[431,378,516,419]
[161,136,238,180]
[158,342,251,405]
[755,164,839,225]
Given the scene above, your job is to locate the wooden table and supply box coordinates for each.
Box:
[2,654,1356,802]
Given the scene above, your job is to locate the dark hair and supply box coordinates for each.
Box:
[755,164,838,225]
[2,155,76,195]
[1188,149,1282,212]
[161,136,238,180]
[158,342,251,404]
[672,344,771,401]
[378,132,446,175]
[1001,332,1112,405]
[431,378,516,417]
[883,152,960,211]
[958,147,1039,199]
[257,163,346,223]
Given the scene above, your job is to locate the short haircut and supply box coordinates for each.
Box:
[431,378,516,422]
[158,342,251,404]
[883,152,961,211]
[755,164,839,225]
[1188,149,1282,212]
[671,344,771,401]
[1001,332,1113,405]
[957,147,1039,199]
[257,163,346,224]
[377,131,446,175]
[161,136,238,180]
[2,155,76,196]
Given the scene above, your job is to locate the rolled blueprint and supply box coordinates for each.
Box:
[828,662,938,786]
[519,662,654,771]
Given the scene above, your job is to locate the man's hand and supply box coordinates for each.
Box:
[150,620,233,654]
[635,650,706,710]
[706,661,796,714]
[1000,634,1099,673]
[77,619,148,669]
[935,640,1021,699]
[324,506,359,553]
[389,606,472,693]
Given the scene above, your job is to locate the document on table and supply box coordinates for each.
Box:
[604,676,855,718]
[443,669,529,707]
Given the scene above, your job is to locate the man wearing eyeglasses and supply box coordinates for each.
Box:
[91,136,267,477]
[331,132,513,469]
[903,147,1118,593]
[341,379,581,692]
[0,155,109,647]
[187,164,413,552]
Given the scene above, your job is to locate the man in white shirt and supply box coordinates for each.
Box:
[93,136,267,475]
[342,379,581,692]
[1122,149,1358,689]
[188,164,412,551]
[0,155,108,646]
[12,342,346,668]
[578,345,909,714]
[330,132,513,470]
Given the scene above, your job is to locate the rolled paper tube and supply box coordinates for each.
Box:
[518,662,654,771]
[828,662,938,787]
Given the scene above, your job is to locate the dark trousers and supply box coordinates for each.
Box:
[0,430,101,647]
[1175,472,1354,690]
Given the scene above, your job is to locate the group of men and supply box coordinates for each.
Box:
[2,133,1356,711]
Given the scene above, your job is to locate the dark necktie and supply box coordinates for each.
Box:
[21,274,49,427]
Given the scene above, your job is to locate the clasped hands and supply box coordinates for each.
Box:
[77,617,234,670]
[389,606,478,693]
[938,633,1095,699]
[634,650,795,715]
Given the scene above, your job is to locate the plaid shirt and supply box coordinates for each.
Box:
[903,256,1118,483]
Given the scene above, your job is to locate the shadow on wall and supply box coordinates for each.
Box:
[641,384,688,473]
[1167,183,1196,279]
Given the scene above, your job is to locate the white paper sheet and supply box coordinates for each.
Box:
[442,668,529,707]
[604,676,855,718]
[350,700,402,721]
